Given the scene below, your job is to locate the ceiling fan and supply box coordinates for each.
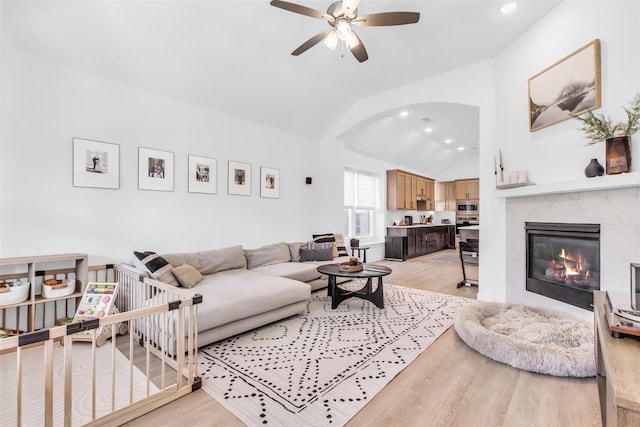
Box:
[269,0,420,62]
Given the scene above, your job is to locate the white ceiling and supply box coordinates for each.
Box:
[2,0,560,174]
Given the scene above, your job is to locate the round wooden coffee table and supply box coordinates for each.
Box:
[316,264,392,309]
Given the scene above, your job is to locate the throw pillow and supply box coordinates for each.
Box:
[133,251,180,287]
[312,233,348,257]
[312,234,336,244]
[299,247,333,262]
[307,240,337,258]
[334,233,349,257]
[171,264,203,288]
[287,242,306,262]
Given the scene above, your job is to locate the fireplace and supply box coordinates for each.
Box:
[525,222,600,311]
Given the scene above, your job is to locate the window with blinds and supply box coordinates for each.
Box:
[344,169,378,238]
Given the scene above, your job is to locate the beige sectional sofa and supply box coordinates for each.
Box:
[125,240,350,348]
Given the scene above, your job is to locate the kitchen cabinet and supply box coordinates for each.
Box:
[406,228,417,258]
[385,225,456,260]
[387,170,408,210]
[417,177,427,198]
[384,236,406,261]
[387,169,435,211]
[455,178,479,200]
[426,179,435,210]
[405,175,417,210]
[436,181,456,211]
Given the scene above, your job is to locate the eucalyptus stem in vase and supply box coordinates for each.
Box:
[574,93,640,174]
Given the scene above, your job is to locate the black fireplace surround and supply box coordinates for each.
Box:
[525,222,600,311]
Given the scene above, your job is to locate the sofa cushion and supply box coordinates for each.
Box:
[171,264,203,288]
[251,262,322,283]
[163,245,246,275]
[133,251,180,287]
[194,269,310,331]
[287,242,306,262]
[244,242,291,269]
[300,247,333,262]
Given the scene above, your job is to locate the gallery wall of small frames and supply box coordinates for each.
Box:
[72,137,280,198]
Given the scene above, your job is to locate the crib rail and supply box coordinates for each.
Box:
[115,264,201,368]
[0,296,200,426]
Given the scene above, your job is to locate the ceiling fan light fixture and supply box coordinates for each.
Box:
[345,31,359,49]
[336,19,352,40]
[324,30,339,49]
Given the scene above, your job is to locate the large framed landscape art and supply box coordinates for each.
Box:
[529,39,601,132]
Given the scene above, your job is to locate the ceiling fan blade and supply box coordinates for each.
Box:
[353,12,420,27]
[270,0,333,21]
[349,32,368,62]
[291,28,333,56]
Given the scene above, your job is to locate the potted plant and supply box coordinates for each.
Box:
[574,93,640,174]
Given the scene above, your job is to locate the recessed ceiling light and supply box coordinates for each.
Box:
[458,146,465,151]
[424,127,433,133]
[400,111,408,117]
[445,139,452,143]
[500,2,518,14]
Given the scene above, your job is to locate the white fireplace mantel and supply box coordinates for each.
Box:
[494,172,640,198]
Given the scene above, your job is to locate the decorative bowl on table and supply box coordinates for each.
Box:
[338,261,363,272]
[42,279,76,299]
[0,280,30,306]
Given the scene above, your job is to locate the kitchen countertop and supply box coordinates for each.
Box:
[387,223,454,228]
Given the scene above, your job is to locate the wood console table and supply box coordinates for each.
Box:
[593,291,640,426]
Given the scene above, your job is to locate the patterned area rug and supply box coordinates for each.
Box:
[198,284,473,427]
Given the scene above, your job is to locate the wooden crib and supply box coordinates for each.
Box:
[0,261,201,426]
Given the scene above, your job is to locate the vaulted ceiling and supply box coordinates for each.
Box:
[2,0,560,174]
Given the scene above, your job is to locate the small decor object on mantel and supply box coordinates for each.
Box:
[574,93,640,175]
[584,158,605,178]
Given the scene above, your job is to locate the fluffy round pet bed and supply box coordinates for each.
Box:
[454,302,595,377]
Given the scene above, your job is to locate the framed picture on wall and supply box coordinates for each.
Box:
[260,167,280,199]
[228,160,251,196]
[528,39,601,132]
[72,138,120,189]
[138,147,174,191]
[188,155,217,194]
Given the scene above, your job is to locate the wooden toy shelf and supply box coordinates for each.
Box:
[0,253,88,333]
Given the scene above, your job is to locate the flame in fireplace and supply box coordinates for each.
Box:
[545,248,592,285]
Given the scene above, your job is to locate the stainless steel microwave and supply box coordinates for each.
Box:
[457,201,478,212]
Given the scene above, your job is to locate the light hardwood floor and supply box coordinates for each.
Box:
[124,251,601,427]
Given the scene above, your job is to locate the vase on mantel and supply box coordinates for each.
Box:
[584,158,605,178]
[605,136,631,174]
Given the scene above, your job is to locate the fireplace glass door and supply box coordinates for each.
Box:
[526,222,600,310]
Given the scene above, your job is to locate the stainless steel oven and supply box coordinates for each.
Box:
[456,215,479,234]
[457,201,479,213]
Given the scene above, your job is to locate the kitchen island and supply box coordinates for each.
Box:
[385,224,456,261]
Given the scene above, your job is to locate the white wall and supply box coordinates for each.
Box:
[486,1,640,304]
[0,48,328,264]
